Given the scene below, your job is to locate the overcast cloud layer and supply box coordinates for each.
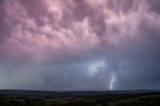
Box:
[0,0,160,90]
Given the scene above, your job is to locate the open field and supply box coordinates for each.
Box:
[0,90,160,106]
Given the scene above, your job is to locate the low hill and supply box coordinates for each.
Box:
[0,90,160,106]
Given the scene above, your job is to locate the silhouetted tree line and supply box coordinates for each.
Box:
[0,93,160,106]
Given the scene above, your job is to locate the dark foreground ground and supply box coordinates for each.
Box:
[0,90,160,106]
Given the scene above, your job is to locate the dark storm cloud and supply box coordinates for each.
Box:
[148,0,160,14]
[0,0,160,90]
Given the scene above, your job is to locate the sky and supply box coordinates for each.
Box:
[0,0,160,91]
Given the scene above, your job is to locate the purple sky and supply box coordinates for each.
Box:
[0,0,160,90]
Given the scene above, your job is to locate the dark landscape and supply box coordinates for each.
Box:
[0,90,160,106]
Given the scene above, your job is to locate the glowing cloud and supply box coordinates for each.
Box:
[88,61,106,77]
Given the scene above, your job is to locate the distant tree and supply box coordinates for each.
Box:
[9,100,21,106]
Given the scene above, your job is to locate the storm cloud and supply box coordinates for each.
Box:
[0,0,160,90]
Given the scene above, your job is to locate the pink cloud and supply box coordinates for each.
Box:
[2,0,160,62]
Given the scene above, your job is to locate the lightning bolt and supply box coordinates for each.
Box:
[110,74,116,90]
